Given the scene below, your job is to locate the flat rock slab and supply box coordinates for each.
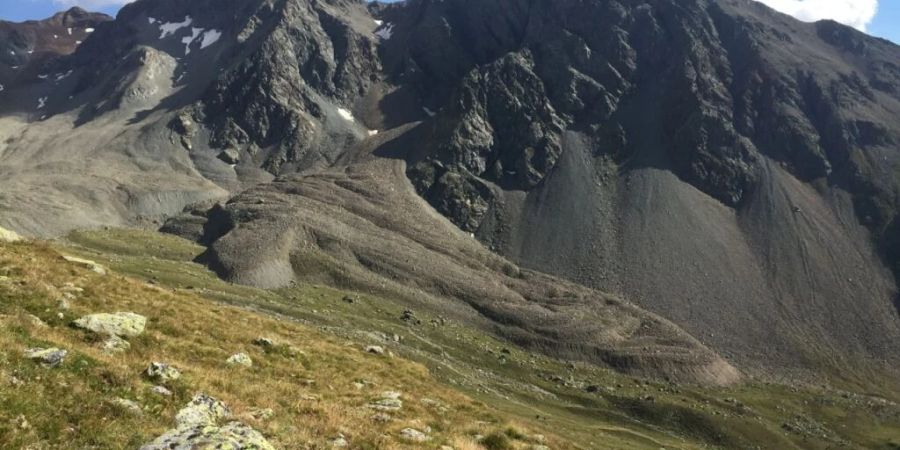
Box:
[62,255,107,275]
[24,347,67,367]
[73,312,146,337]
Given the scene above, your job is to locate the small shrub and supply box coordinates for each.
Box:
[480,432,513,450]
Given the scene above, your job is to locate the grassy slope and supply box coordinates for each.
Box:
[1,228,897,449]
[0,239,554,449]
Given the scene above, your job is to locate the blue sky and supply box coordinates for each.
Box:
[0,0,897,44]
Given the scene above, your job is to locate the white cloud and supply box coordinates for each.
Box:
[52,0,135,9]
[756,0,879,31]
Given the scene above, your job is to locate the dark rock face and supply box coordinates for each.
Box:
[0,8,111,91]
[370,0,900,373]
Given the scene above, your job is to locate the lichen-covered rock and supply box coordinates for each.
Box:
[226,353,253,367]
[62,255,107,275]
[140,394,275,450]
[368,391,403,411]
[101,335,131,354]
[150,385,173,397]
[399,428,430,442]
[0,226,21,242]
[145,362,181,383]
[175,394,230,428]
[73,312,146,337]
[24,348,67,368]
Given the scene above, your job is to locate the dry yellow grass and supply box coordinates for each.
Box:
[0,240,559,449]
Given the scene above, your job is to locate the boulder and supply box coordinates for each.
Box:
[140,394,274,450]
[101,335,131,353]
[226,353,253,367]
[368,392,403,411]
[73,312,146,337]
[218,148,241,165]
[62,255,107,275]
[253,337,275,348]
[365,346,385,355]
[399,428,430,442]
[150,386,173,397]
[0,226,21,242]
[145,362,181,383]
[24,348,67,367]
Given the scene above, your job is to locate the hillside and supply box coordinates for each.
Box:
[0,0,899,447]
[0,235,562,449]
[1,230,898,448]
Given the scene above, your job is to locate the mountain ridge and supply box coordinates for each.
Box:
[0,0,898,387]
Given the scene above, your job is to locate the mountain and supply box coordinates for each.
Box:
[0,7,110,94]
[0,0,899,392]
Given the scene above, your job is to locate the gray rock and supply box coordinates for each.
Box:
[218,149,241,165]
[24,347,67,368]
[365,346,385,355]
[150,386,173,397]
[145,362,181,383]
[73,312,146,337]
[101,335,131,354]
[226,353,253,367]
[331,435,349,447]
[62,255,107,275]
[140,394,273,450]
[399,428,430,442]
[368,392,403,411]
[253,337,275,348]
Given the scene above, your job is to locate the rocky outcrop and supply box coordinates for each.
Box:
[24,347,67,368]
[140,394,274,450]
[73,312,147,337]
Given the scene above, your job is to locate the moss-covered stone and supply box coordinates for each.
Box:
[73,312,146,337]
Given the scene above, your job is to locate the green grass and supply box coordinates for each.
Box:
[51,228,900,449]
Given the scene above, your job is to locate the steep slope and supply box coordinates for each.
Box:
[0,0,381,236]
[188,125,740,385]
[368,0,900,377]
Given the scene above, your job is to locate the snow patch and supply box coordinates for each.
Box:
[159,16,192,39]
[200,30,222,49]
[375,23,394,40]
[148,17,157,24]
[37,74,48,80]
[67,27,72,35]
[53,35,59,39]
[37,97,47,109]
[85,28,95,33]
[76,41,82,45]
[0,84,4,92]
[337,108,355,122]
[423,107,436,117]
[55,70,73,82]
[368,129,379,136]
[374,19,384,26]
[182,27,204,55]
